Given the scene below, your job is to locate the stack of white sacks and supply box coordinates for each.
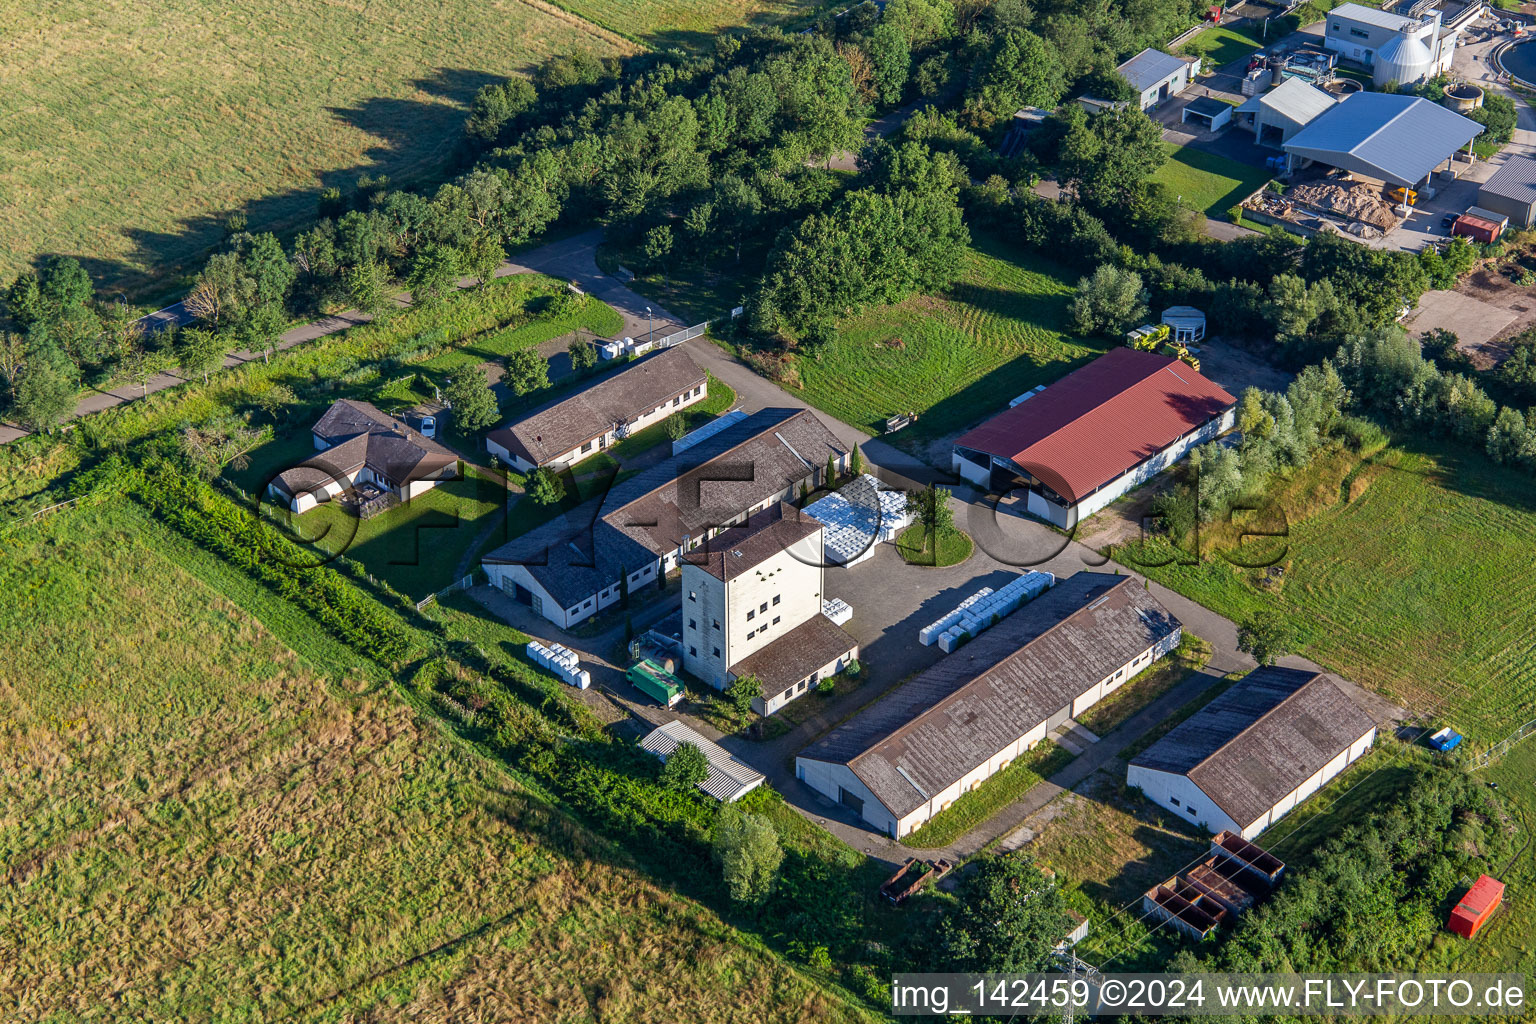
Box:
[822,597,853,626]
[919,571,1056,654]
[525,639,592,689]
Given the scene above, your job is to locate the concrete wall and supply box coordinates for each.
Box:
[1476,189,1536,229]
[1136,64,1191,110]
[484,562,625,629]
[1126,764,1246,836]
[796,759,900,838]
[1129,725,1376,840]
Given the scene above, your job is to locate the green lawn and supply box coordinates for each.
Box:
[1152,142,1273,217]
[1124,442,1536,740]
[0,1,635,300]
[276,467,507,599]
[1178,25,1264,68]
[902,742,1074,850]
[896,524,974,567]
[786,237,1100,444]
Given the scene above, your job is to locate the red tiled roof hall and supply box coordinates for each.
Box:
[954,349,1236,502]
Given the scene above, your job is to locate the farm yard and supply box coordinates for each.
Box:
[0,503,880,1023]
[785,239,1106,447]
[1150,142,1271,218]
[0,0,634,298]
[1126,442,1536,741]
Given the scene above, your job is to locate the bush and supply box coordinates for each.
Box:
[526,466,565,505]
[1334,414,1387,456]
[659,741,709,792]
[1069,264,1148,336]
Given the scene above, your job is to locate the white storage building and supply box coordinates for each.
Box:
[1127,666,1378,840]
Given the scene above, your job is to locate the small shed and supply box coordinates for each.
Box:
[640,720,766,802]
[1447,875,1505,938]
[1161,306,1207,344]
[1479,155,1536,228]
[1182,96,1234,132]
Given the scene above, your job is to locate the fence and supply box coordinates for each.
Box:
[658,321,707,347]
[416,574,474,611]
[1468,716,1536,770]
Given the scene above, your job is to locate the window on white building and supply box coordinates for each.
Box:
[746,610,755,621]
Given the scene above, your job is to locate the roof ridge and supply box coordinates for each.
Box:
[1185,669,1328,799]
[1016,351,1174,451]
[603,408,810,518]
[851,576,1143,773]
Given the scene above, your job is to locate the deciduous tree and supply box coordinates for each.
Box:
[714,804,784,906]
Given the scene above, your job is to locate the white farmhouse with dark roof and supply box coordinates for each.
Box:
[796,574,1182,838]
[1127,666,1378,839]
[485,346,708,472]
[267,399,459,514]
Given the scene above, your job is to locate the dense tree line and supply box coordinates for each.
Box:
[1168,764,1513,974]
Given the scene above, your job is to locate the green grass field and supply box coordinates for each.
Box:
[0,0,634,299]
[1152,142,1272,217]
[562,0,833,47]
[1126,442,1536,740]
[1178,25,1264,68]
[787,237,1102,445]
[0,502,877,1022]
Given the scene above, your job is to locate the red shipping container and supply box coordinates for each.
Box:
[1452,215,1501,244]
[1447,875,1504,938]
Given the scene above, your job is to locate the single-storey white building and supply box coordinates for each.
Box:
[1118,48,1198,111]
[796,574,1182,839]
[952,349,1236,529]
[266,399,459,514]
[486,346,707,473]
[1128,666,1378,840]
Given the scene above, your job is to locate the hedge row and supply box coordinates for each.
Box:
[135,464,414,663]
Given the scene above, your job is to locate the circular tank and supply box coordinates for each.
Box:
[1325,78,1363,98]
[1443,82,1485,111]
[1374,26,1435,87]
[1497,40,1536,88]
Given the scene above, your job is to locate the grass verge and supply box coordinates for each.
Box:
[1151,142,1273,218]
[902,742,1075,850]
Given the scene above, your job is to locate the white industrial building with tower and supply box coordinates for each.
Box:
[1322,2,1461,87]
[680,502,860,716]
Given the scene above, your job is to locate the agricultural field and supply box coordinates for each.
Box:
[0,502,878,1022]
[1151,142,1272,218]
[563,0,835,48]
[0,0,634,299]
[787,238,1103,448]
[1126,441,1536,741]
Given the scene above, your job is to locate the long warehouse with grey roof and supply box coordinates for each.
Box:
[1127,666,1378,840]
[796,574,1182,839]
